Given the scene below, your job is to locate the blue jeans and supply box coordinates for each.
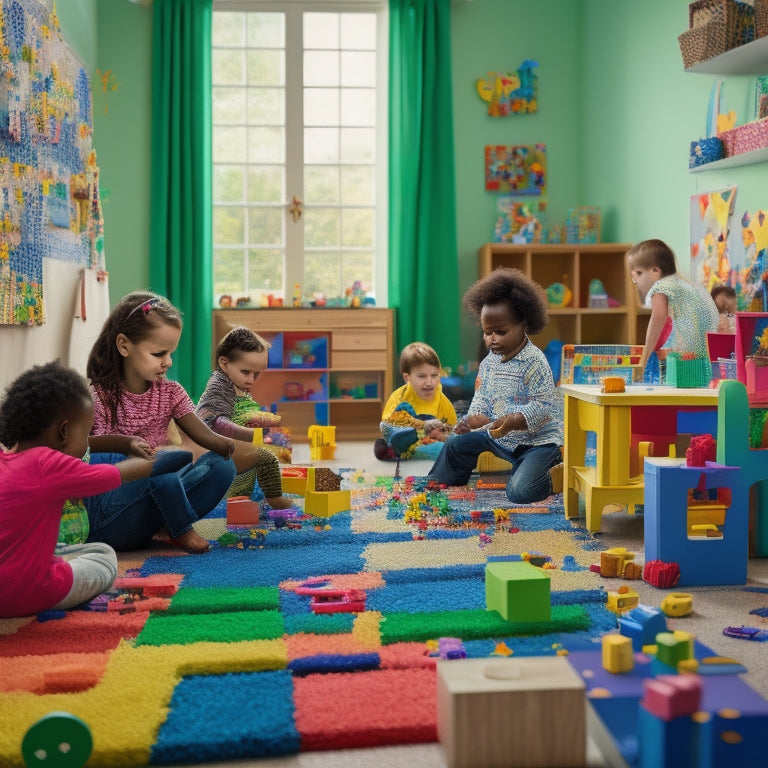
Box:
[85,450,236,551]
[427,431,561,503]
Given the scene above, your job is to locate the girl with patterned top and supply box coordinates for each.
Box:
[628,239,720,376]
[196,326,293,509]
[86,292,236,554]
[428,268,563,503]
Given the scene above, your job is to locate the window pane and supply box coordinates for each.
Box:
[213,49,245,86]
[214,166,245,203]
[304,251,341,297]
[213,13,245,47]
[213,86,246,124]
[248,248,283,293]
[247,87,284,125]
[248,127,284,163]
[305,128,339,164]
[214,248,245,295]
[304,88,339,126]
[340,165,373,205]
[341,88,375,126]
[304,51,339,87]
[305,207,339,248]
[247,13,284,48]
[341,14,376,49]
[248,206,284,246]
[305,166,339,204]
[342,208,373,248]
[342,251,374,292]
[214,207,245,245]
[213,127,246,163]
[341,51,375,87]
[246,50,284,86]
[304,13,339,49]
[340,128,374,163]
[248,166,284,204]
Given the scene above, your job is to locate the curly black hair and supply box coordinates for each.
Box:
[215,326,271,365]
[87,291,182,428]
[0,360,92,448]
[462,267,549,335]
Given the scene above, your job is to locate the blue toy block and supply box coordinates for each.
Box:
[618,604,667,652]
[644,457,748,586]
[637,704,701,768]
[717,379,768,556]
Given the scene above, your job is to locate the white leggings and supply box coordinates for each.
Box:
[53,542,118,610]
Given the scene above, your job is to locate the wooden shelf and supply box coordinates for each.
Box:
[689,145,768,172]
[685,34,768,74]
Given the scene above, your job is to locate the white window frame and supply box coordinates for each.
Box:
[213,0,389,307]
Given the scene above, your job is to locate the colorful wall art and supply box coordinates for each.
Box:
[484,144,546,195]
[0,0,105,326]
[689,188,736,294]
[476,59,538,116]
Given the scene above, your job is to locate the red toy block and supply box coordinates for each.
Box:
[226,495,262,525]
[643,560,680,589]
[642,674,702,721]
[113,574,183,597]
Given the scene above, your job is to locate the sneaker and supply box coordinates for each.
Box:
[549,462,564,494]
[374,438,398,461]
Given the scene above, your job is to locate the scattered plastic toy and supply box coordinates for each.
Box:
[723,625,768,641]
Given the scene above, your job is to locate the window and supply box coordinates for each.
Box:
[212,1,388,307]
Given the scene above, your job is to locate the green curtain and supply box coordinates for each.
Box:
[149,0,212,399]
[389,0,459,369]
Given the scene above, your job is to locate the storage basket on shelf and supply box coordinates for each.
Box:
[679,0,755,68]
[717,117,768,157]
[756,0,768,38]
[689,136,724,167]
[678,20,728,68]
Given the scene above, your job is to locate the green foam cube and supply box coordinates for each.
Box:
[485,561,551,623]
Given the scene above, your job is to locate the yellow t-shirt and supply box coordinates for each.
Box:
[381,382,457,424]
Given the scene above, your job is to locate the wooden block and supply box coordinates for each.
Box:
[485,561,550,623]
[226,496,261,526]
[280,466,309,495]
[437,656,586,768]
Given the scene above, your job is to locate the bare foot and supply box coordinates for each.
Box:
[266,495,295,510]
[171,528,210,554]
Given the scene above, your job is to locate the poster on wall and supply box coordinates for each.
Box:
[689,188,736,293]
[484,144,546,195]
[0,0,105,326]
[733,209,768,311]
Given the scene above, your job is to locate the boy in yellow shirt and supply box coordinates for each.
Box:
[375,342,457,460]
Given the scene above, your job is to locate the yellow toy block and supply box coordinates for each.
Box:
[602,634,634,673]
[308,425,336,461]
[304,467,350,518]
[280,466,309,496]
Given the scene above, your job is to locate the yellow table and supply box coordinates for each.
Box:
[561,384,719,532]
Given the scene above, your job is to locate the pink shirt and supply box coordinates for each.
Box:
[0,447,121,618]
[92,379,195,449]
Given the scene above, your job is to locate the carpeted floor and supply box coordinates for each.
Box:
[2,442,768,768]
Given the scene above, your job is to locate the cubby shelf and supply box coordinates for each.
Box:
[212,308,394,441]
[478,243,645,346]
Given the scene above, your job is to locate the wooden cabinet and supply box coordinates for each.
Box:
[478,243,644,346]
[212,308,394,441]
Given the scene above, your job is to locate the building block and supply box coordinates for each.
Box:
[280,466,310,495]
[602,634,634,673]
[307,424,336,460]
[304,467,350,518]
[618,604,668,652]
[226,496,262,526]
[643,456,748,586]
[654,630,693,668]
[485,561,550,623]
[637,703,701,768]
[437,656,585,768]
[642,674,702,721]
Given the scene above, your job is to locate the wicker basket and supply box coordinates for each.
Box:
[756,0,768,37]
[689,0,755,45]
[678,20,729,68]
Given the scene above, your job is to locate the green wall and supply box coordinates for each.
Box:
[61,0,768,365]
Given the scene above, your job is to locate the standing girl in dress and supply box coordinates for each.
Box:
[86,291,236,553]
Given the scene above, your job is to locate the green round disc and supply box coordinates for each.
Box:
[21,712,92,768]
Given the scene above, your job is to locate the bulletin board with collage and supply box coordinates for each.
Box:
[0,0,105,326]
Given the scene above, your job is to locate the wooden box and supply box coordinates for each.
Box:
[437,657,586,768]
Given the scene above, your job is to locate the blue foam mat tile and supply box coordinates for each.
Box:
[288,653,381,676]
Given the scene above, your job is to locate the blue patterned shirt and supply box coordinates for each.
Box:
[469,341,563,449]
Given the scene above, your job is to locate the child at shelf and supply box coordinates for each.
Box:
[711,283,738,334]
[0,361,154,617]
[628,239,719,379]
[196,326,293,508]
[86,292,236,554]
[374,342,457,461]
[427,269,563,502]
